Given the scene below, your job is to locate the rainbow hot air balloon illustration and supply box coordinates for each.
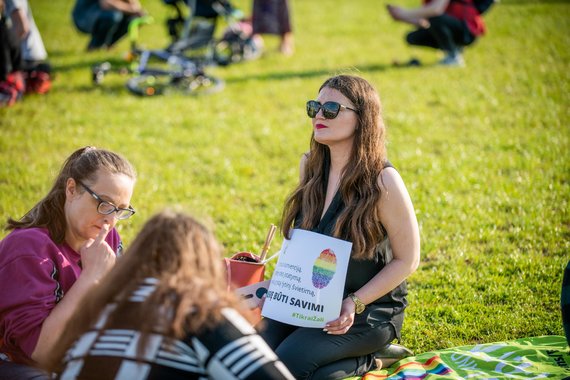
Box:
[312,249,337,289]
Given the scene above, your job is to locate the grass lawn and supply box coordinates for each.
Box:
[1,0,568,353]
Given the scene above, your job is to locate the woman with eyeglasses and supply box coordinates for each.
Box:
[258,75,420,379]
[0,146,136,378]
[45,210,294,380]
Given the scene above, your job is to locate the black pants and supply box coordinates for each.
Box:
[0,18,22,81]
[259,317,397,380]
[0,362,50,380]
[88,11,134,49]
[406,14,475,54]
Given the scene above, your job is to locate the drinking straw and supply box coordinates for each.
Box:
[259,224,277,262]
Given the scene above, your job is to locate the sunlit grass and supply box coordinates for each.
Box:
[0,0,568,353]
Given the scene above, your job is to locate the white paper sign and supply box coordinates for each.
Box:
[261,229,352,328]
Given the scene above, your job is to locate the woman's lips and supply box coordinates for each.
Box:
[315,124,327,129]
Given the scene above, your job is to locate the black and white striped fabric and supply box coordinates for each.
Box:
[58,278,293,380]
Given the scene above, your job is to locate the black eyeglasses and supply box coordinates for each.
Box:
[77,180,135,220]
[306,100,358,119]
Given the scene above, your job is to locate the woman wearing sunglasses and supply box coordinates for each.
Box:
[259,75,420,379]
[0,146,136,378]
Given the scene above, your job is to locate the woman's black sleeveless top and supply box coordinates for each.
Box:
[295,162,408,331]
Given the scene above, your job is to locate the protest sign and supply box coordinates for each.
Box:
[261,229,352,328]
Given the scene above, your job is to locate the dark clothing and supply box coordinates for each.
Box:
[252,0,291,35]
[407,0,485,54]
[72,0,135,49]
[260,316,396,380]
[0,362,50,380]
[407,14,475,52]
[260,163,406,379]
[562,260,570,346]
[58,278,294,380]
[0,14,21,81]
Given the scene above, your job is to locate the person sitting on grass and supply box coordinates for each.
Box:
[0,0,25,106]
[45,210,295,380]
[0,146,137,379]
[386,0,486,66]
[5,0,52,94]
[258,74,420,379]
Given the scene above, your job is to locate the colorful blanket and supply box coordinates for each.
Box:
[347,335,570,379]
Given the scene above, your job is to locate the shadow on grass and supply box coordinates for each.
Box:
[223,61,429,84]
[501,0,569,4]
[53,57,130,74]
[60,59,432,96]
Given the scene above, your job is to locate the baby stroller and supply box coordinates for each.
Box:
[91,0,256,96]
[92,15,224,96]
[165,0,259,66]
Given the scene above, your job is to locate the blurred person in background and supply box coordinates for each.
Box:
[4,0,51,93]
[251,0,293,55]
[387,0,486,66]
[72,0,145,51]
[0,0,23,106]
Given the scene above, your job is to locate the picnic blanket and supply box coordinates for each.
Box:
[347,335,570,379]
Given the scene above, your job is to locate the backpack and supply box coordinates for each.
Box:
[454,0,496,15]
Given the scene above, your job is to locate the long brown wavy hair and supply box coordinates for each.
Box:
[6,146,137,243]
[281,75,387,260]
[45,210,248,372]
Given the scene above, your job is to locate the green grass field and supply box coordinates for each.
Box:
[1,0,568,354]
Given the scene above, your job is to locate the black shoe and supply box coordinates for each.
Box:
[392,57,422,67]
[374,344,413,368]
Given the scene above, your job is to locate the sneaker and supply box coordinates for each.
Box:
[25,71,52,94]
[0,82,19,107]
[439,53,465,67]
[6,71,25,94]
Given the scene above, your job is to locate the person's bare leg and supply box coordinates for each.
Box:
[279,32,294,55]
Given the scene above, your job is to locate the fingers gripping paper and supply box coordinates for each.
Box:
[261,229,352,328]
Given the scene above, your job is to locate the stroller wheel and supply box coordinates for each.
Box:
[173,73,225,95]
[126,72,224,96]
[91,62,112,85]
[126,74,165,96]
[214,40,233,66]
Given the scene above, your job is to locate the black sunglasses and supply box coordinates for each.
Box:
[306,100,358,119]
[77,180,136,220]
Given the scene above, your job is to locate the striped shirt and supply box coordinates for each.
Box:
[58,278,293,380]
